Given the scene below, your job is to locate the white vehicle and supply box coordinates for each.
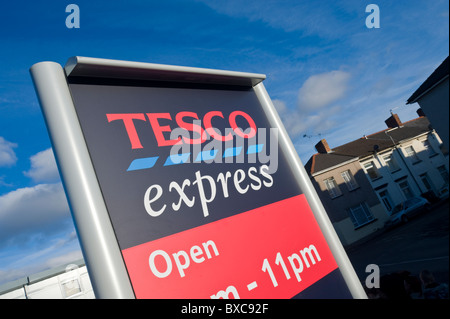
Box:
[385,197,431,228]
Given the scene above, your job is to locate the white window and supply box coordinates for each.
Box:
[405,146,420,164]
[324,177,342,198]
[364,161,380,180]
[341,170,358,191]
[348,202,374,228]
[383,153,400,172]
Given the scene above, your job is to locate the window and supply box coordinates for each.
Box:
[341,170,358,191]
[383,153,400,172]
[398,180,414,199]
[348,202,374,228]
[364,161,380,180]
[422,140,436,157]
[324,177,342,198]
[405,146,420,164]
[437,165,449,185]
[379,190,394,212]
[61,279,82,298]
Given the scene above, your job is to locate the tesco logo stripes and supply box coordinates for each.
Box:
[126,144,264,171]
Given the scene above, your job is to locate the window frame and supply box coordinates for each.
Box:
[383,153,400,173]
[437,165,449,185]
[348,202,375,229]
[363,161,381,181]
[404,145,421,164]
[398,180,414,199]
[341,170,359,191]
[323,176,342,199]
[378,189,394,213]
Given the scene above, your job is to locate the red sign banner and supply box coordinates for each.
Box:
[122,194,338,299]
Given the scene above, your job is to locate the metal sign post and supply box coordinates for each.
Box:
[30,57,366,299]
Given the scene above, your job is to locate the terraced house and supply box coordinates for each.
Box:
[305,111,449,246]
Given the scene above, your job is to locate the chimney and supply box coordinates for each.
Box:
[315,139,332,154]
[385,113,402,128]
[417,108,426,117]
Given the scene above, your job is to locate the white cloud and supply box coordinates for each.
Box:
[23,148,60,183]
[0,137,18,167]
[273,98,341,143]
[272,99,287,114]
[273,99,307,137]
[0,183,71,246]
[298,70,351,111]
[0,181,78,284]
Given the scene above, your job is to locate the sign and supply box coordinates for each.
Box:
[30,57,366,299]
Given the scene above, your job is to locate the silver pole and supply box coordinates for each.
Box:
[254,83,368,299]
[30,62,135,299]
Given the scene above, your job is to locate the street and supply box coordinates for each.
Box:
[345,199,449,294]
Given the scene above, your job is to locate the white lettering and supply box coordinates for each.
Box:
[287,253,304,282]
[172,250,190,277]
[169,179,195,211]
[193,170,217,217]
[143,165,274,219]
[144,184,166,217]
[149,240,219,279]
[149,250,172,278]
[210,285,240,299]
[190,245,205,263]
[217,171,232,198]
[233,169,249,194]
[300,245,321,268]
[248,166,262,190]
[202,240,220,259]
[260,164,274,187]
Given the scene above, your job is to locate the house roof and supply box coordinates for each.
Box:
[407,56,449,104]
[305,116,432,175]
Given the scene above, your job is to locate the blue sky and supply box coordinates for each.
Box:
[0,0,448,286]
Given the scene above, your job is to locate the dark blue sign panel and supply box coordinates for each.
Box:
[67,76,352,298]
